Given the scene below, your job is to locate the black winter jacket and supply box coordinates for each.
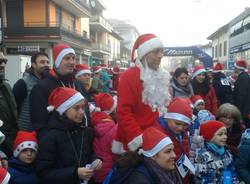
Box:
[35,112,94,184]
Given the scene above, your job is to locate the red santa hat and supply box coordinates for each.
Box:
[234,60,247,70]
[13,131,38,157]
[200,120,225,142]
[94,93,117,115]
[131,33,164,61]
[164,98,193,125]
[0,168,10,184]
[53,43,75,68]
[192,64,206,79]
[191,95,204,108]
[212,63,224,73]
[112,66,120,74]
[47,87,84,115]
[101,63,108,69]
[140,127,172,157]
[92,65,102,74]
[75,64,92,78]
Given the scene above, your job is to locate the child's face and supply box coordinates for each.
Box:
[167,119,188,134]
[210,127,227,147]
[196,103,205,111]
[18,148,37,164]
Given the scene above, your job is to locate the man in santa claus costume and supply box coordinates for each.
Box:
[112,33,171,154]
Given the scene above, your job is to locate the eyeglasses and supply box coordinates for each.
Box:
[0,59,7,65]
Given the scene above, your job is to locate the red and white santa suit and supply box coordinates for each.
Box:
[112,34,171,154]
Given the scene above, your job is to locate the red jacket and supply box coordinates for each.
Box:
[91,112,118,183]
[114,67,159,152]
[112,74,120,91]
[199,86,218,115]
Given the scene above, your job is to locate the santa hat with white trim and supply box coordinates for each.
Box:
[94,93,117,115]
[234,60,247,70]
[192,65,206,79]
[53,43,75,68]
[47,87,85,115]
[0,167,10,184]
[75,64,92,78]
[191,95,205,108]
[140,127,172,157]
[213,63,224,73]
[92,65,102,74]
[13,131,38,157]
[131,33,164,61]
[164,98,193,125]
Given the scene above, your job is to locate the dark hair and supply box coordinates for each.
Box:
[31,52,49,63]
[173,67,188,78]
[191,73,210,95]
[115,151,143,169]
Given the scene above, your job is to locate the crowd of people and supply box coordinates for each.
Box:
[0,33,250,183]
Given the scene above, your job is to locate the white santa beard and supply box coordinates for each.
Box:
[135,58,170,115]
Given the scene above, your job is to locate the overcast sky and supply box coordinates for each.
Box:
[103,0,250,46]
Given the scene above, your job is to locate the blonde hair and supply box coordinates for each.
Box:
[216,103,241,124]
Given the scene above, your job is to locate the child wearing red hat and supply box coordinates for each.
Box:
[8,131,39,184]
[35,87,102,184]
[91,93,118,183]
[193,120,239,183]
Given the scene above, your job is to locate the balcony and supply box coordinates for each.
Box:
[4,22,90,45]
[52,0,91,17]
[92,42,111,54]
[90,15,113,33]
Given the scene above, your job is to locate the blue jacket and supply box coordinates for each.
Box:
[8,157,39,184]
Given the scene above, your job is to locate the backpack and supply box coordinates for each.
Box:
[103,164,154,184]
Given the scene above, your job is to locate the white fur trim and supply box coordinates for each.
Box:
[2,171,10,184]
[75,69,92,78]
[164,112,191,125]
[47,105,55,112]
[212,70,222,73]
[138,37,163,59]
[192,68,206,79]
[57,92,84,115]
[112,140,125,154]
[0,131,5,144]
[88,103,96,113]
[93,68,102,74]
[55,48,75,68]
[141,137,172,157]
[13,141,38,157]
[0,120,3,127]
[234,62,246,70]
[194,99,204,107]
[127,134,143,151]
[103,96,117,115]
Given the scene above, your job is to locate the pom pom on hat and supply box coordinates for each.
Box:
[192,65,206,79]
[94,93,117,115]
[234,60,247,70]
[213,63,224,73]
[75,64,92,78]
[48,87,84,115]
[0,167,10,184]
[13,131,38,157]
[131,33,164,61]
[53,43,75,68]
[199,120,225,142]
[191,95,204,108]
[164,98,193,125]
[140,127,172,157]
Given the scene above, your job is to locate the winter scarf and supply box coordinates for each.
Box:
[171,79,193,98]
[144,157,182,184]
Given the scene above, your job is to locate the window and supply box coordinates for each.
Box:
[215,45,218,57]
[219,43,222,57]
[212,47,214,58]
[56,7,61,26]
[223,41,227,56]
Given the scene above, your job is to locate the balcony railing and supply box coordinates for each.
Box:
[90,15,113,32]
[92,43,111,52]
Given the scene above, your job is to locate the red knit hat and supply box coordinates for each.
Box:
[75,64,92,78]
[94,93,117,115]
[131,33,164,61]
[13,131,38,157]
[0,167,10,184]
[53,43,75,68]
[200,120,225,142]
[234,60,247,70]
[192,64,206,79]
[140,127,172,157]
[112,66,120,74]
[191,95,204,108]
[164,98,193,125]
[213,63,224,73]
[92,65,102,74]
[47,87,84,115]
